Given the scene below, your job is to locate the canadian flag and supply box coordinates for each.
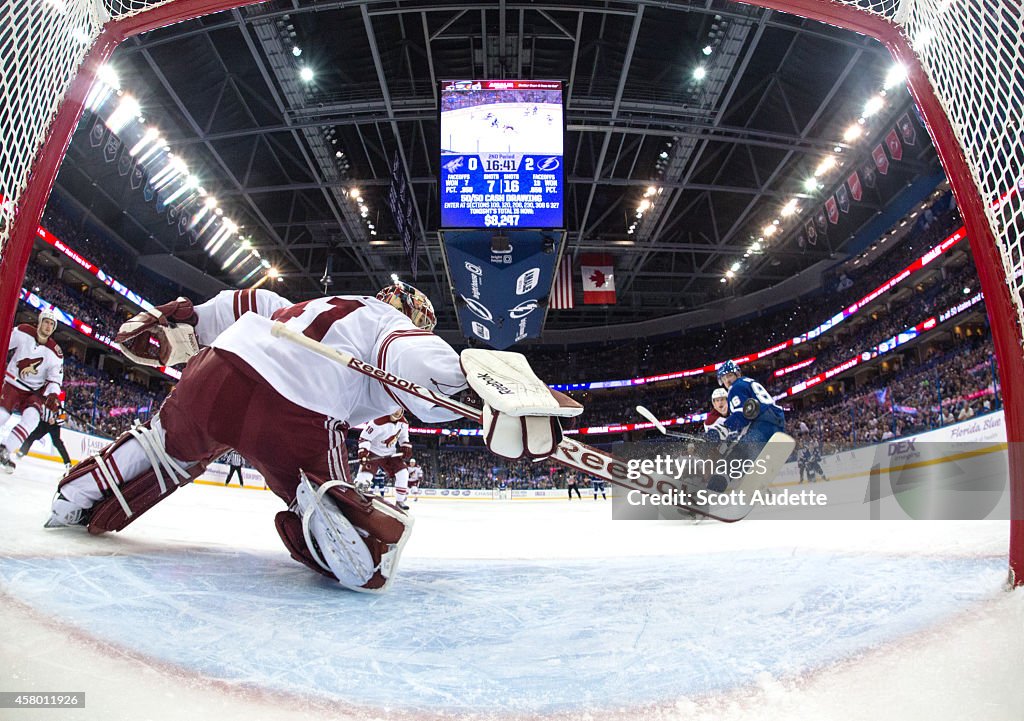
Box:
[580,253,617,305]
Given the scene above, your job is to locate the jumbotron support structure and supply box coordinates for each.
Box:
[1,0,1022,584]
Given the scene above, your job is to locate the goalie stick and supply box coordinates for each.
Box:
[271,322,783,522]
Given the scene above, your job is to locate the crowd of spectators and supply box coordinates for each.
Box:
[61,357,166,439]
[787,337,998,450]
[527,192,962,385]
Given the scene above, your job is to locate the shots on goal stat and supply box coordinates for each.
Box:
[628,359,795,520]
[43,284,585,593]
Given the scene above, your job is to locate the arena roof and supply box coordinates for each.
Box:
[52,0,942,334]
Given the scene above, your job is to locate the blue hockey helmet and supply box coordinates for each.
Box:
[716,360,741,384]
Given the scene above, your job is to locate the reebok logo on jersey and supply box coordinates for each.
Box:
[17,357,43,380]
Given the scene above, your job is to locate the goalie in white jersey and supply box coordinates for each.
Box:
[45,282,578,592]
[354,410,413,510]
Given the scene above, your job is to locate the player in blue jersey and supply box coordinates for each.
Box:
[715,360,785,458]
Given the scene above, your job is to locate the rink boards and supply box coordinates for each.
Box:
[4,411,1010,512]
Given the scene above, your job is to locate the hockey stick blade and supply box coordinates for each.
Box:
[635,405,667,434]
[272,322,742,523]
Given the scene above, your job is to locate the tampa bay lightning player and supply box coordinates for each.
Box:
[716,360,785,457]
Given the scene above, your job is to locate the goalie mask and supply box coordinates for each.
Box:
[376,281,436,331]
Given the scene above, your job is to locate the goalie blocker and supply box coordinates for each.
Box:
[461,349,582,460]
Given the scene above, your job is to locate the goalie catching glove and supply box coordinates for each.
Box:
[461,349,582,460]
[115,298,201,367]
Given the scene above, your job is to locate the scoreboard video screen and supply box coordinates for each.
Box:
[439,79,564,229]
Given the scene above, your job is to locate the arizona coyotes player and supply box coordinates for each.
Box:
[45,282,578,592]
[703,387,729,438]
[406,458,423,502]
[0,309,64,473]
[353,409,413,510]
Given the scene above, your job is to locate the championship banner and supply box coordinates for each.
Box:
[898,112,917,146]
[885,128,904,161]
[872,144,890,175]
[836,184,850,214]
[580,253,616,305]
[805,220,817,246]
[847,170,862,201]
[861,161,877,188]
[442,229,561,349]
[825,196,839,224]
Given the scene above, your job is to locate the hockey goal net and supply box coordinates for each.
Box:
[0,0,1022,583]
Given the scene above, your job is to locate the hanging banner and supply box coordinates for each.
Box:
[805,220,817,246]
[872,144,890,175]
[861,161,877,188]
[897,112,917,146]
[847,170,862,201]
[825,196,839,224]
[836,184,850,214]
[815,209,828,234]
[885,129,903,161]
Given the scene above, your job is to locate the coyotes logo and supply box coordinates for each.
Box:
[17,357,43,380]
[382,431,401,448]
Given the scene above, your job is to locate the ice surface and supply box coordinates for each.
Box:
[1,455,1021,720]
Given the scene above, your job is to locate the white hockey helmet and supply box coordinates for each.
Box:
[711,388,728,401]
[38,308,58,327]
[376,281,436,331]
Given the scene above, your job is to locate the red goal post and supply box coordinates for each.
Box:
[1,0,1022,584]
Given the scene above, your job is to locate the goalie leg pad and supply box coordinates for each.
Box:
[286,472,413,592]
[56,420,209,535]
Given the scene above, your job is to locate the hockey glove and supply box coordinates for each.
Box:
[115,298,200,367]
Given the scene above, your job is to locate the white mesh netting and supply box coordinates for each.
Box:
[0,0,1021,337]
[0,0,176,261]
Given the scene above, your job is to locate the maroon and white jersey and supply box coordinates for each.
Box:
[4,323,63,395]
[358,416,411,458]
[407,465,424,486]
[195,289,466,425]
[704,408,727,431]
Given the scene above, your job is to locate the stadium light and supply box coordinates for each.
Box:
[693,66,707,81]
[97,64,120,90]
[291,46,302,57]
[105,94,141,134]
[804,177,820,192]
[268,267,280,279]
[762,224,777,237]
[814,156,836,177]
[843,124,863,142]
[702,45,713,56]
[884,64,907,90]
[638,199,652,212]
[725,270,735,279]
[300,66,314,82]
[863,95,885,118]
[349,188,360,198]
[781,199,799,217]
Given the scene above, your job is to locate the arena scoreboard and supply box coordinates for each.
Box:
[439,79,565,229]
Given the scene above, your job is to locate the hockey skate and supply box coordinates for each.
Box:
[43,493,92,529]
[0,447,16,474]
[395,501,410,511]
